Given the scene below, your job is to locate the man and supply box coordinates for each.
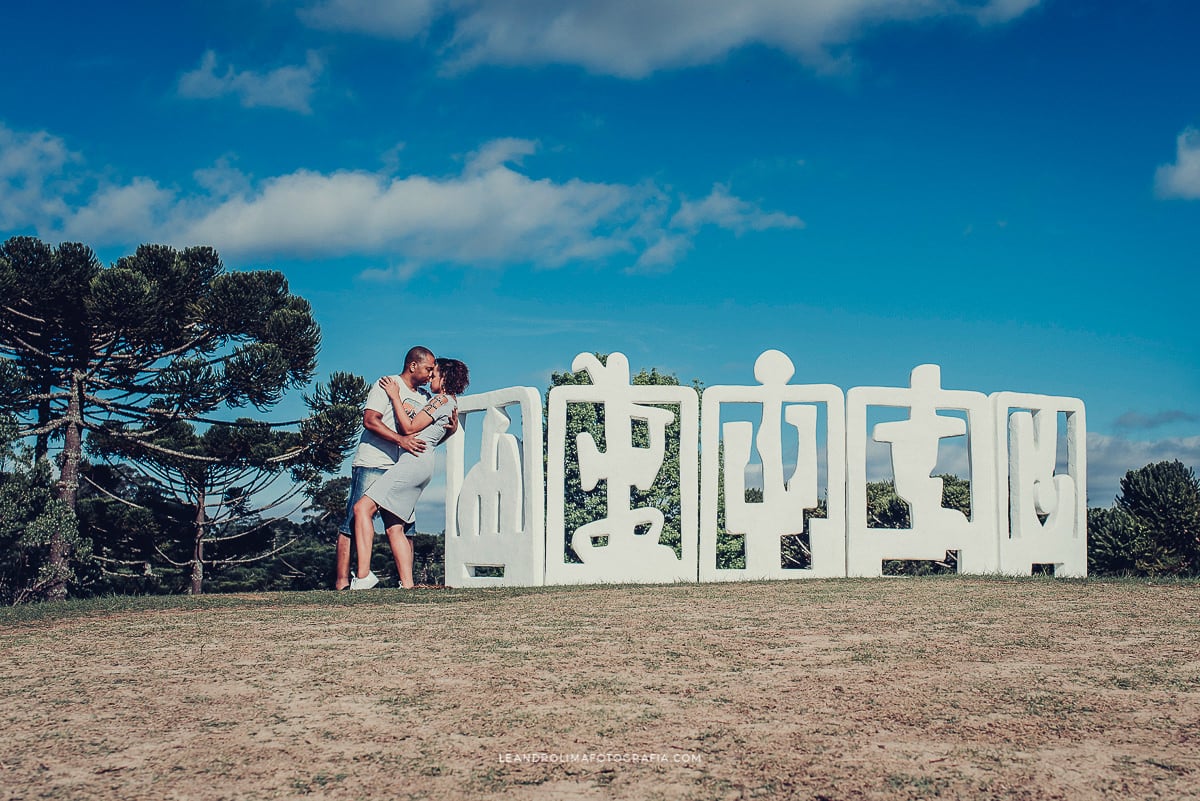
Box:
[335,346,438,590]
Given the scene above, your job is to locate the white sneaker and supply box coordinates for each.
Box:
[349,571,379,590]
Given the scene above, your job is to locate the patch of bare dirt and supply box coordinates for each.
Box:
[1,578,1198,800]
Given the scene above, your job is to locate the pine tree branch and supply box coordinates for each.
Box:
[94,554,154,569]
[103,331,216,363]
[208,485,305,527]
[80,473,149,510]
[206,537,298,566]
[111,437,224,464]
[24,390,70,403]
[0,302,47,325]
[18,418,69,437]
[153,543,190,568]
[1,332,68,363]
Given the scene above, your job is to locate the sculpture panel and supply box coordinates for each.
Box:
[992,393,1087,576]
[845,364,998,576]
[444,387,545,587]
[700,350,846,580]
[545,353,698,584]
[443,352,1087,586]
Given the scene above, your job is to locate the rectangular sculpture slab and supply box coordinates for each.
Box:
[546,353,699,585]
[700,350,847,580]
[846,364,999,577]
[444,387,545,587]
[991,392,1087,577]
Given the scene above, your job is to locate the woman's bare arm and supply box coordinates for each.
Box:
[362,410,426,454]
[380,376,435,435]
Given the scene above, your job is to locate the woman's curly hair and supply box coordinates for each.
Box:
[436,358,470,395]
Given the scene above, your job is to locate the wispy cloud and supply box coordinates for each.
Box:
[461,138,539,176]
[629,185,804,273]
[1114,409,1200,431]
[300,0,437,38]
[0,126,800,273]
[670,184,804,234]
[0,124,78,231]
[632,235,693,273]
[296,0,1042,78]
[1155,127,1200,200]
[178,51,324,114]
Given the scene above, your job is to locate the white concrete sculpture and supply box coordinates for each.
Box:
[700,350,846,580]
[444,387,545,587]
[546,353,699,584]
[442,355,1087,584]
[846,365,999,577]
[992,393,1087,577]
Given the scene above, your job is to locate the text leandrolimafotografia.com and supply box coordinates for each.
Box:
[497,752,703,765]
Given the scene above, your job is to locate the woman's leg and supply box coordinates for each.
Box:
[384,515,416,588]
[334,534,352,590]
[352,495,379,579]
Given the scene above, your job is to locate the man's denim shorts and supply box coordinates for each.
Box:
[338,466,389,535]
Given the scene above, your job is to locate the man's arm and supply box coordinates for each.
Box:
[380,376,440,436]
[363,410,426,454]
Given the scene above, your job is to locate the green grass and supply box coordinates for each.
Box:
[3,573,1198,627]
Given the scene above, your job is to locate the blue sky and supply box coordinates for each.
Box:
[1,0,1197,511]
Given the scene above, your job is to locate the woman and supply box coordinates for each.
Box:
[350,358,470,589]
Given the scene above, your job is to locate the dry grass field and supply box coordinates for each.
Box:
[1,577,1198,801]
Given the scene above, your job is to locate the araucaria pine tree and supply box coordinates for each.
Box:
[0,236,356,597]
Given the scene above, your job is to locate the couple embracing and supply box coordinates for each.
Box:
[334,346,469,590]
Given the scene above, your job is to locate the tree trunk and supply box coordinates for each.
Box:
[34,376,50,462]
[190,488,206,595]
[48,369,84,599]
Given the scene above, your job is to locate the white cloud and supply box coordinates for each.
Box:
[0,124,78,230]
[174,161,645,266]
[59,178,178,245]
[462,138,539,175]
[192,158,253,198]
[1085,432,1200,507]
[178,51,324,114]
[297,0,1042,77]
[2,128,799,272]
[973,0,1041,24]
[632,234,692,272]
[1114,409,1200,431]
[300,0,437,37]
[1155,127,1200,200]
[670,184,804,234]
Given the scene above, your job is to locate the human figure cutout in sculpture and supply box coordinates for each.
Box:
[876,410,966,529]
[350,358,470,589]
[334,346,437,590]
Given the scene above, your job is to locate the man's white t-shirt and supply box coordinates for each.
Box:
[351,375,430,468]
